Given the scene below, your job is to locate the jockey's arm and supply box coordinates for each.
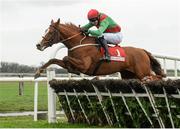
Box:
[88,20,109,37]
[81,23,93,30]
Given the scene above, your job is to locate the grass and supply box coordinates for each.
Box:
[0,81,60,112]
[0,82,101,128]
[0,116,93,128]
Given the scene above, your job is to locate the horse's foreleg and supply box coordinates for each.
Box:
[34,58,66,79]
[63,56,92,74]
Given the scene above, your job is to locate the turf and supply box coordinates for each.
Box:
[0,116,93,128]
[0,82,60,112]
[0,82,99,128]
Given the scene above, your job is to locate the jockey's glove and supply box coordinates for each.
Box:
[80,28,89,36]
[80,28,88,33]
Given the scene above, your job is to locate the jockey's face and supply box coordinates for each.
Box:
[89,17,98,26]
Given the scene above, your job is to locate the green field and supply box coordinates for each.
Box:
[0,81,60,112]
[0,82,97,128]
[0,81,110,128]
[0,116,94,128]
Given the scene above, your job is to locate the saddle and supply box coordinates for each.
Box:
[95,37,125,62]
[100,45,126,62]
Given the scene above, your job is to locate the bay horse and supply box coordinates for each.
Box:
[35,19,166,81]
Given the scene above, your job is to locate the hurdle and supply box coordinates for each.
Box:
[50,79,180,128]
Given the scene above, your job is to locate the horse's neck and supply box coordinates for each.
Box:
[59,24,96,50]
[59,24,80,48]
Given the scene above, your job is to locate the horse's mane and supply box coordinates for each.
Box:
[60,22,96,43]
[62,22,80,33]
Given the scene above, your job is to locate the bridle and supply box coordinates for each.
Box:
[42,24,99,51]
[42,25,61,46]
[43,25,82,47]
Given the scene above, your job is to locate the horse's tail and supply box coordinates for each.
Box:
[144,50,166,78]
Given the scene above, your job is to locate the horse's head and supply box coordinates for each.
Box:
[36,19,95,51]
[36,19,61,51]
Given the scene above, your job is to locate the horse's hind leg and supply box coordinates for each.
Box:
[133,64,152,81]
[135,67,161,82]
[120,70,137,79]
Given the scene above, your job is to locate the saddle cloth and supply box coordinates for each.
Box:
[100,45,126,62]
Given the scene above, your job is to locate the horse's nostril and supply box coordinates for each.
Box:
[36,44,41,47]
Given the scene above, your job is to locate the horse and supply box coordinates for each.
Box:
[35,19,166,81]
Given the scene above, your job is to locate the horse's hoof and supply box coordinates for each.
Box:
[76,72,80,75]
[141,76,153,83]
[34,73,40,79]
[91,76,100,80]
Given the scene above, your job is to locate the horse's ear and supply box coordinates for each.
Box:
[51,19,54,25]
[57,18,60,24]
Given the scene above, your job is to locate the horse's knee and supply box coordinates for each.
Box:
[63,56,69,62]
[48,58,57,64]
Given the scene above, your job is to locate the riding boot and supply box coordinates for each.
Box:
[98,36,111,61]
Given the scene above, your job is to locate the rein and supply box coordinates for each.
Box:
[60,32,99,52]
[60,32,81,43]
[50,25,99,51]
[46,25,82,47]
[68,33,100,51]
[69,43,99,51]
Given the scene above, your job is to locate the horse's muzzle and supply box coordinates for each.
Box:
[36,44,43,51]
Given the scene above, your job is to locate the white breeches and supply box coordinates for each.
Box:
[102,32,123,44]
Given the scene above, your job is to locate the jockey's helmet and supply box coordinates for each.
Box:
[87,9,99,20]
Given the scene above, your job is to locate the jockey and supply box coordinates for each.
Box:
[81,9,123,61]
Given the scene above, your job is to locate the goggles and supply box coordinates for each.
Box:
[89,18,98,23]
